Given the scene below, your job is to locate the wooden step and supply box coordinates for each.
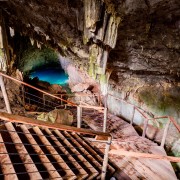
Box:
[5,122,42,180]
[63,131,102,179]
[43,127,88,180]
[0,121,114,179]
[32,126,76,180]
[54,129,99,180]
[73,133,115,175]
[20,125,62,179]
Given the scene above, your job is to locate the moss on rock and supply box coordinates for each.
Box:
[19,46,59,73]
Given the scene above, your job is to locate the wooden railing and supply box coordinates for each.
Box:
[108,94,180,147]
[0,112,112,180]
[0,72,108,132]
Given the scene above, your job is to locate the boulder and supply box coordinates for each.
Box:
[68,91,97,106]
[37,109,73,126]
[71,83,90,92]
[48,84,63,94]
[36,80,51,90]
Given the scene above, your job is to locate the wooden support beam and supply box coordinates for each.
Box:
[77,106,82,128]
[161,120,170,147]
[169,116,180,133]
[101,136,112,180]
[0,112,111,138]
[109,150,180,163]
[142,118,148,138]
[130,106,135,125]
[0,75,12,114]
[103,108,107,132]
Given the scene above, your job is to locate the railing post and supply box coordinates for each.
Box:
[43,94,45,106]
[77,106,82,128]
[60,95,62,105]
[161,119,170,147]
[142,119,148,138]
[103,108,107,132]
[101,136,112,180]
[0,75,12,114]
[131,106,135,125]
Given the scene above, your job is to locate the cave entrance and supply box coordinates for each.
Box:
[17,41,69,92]
[29,66,68,86]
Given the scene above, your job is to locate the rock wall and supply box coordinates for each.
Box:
[1,0,180,164]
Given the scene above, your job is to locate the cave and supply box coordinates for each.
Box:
[0,0,180,179]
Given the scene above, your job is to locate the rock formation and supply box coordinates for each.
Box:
[0,0,180,171]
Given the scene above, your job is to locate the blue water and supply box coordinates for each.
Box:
[30,68,69,85]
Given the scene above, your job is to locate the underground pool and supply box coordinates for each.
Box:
[29,67,69,86]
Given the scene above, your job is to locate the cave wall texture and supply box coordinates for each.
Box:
[0,0,180,127]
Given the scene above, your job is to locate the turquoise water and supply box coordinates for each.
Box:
[30,68,69,85]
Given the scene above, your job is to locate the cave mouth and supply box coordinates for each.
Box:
[16,38,69,88]
[29,66,69,86]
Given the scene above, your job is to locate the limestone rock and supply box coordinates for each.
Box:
[48,84,63,94]
[71,83,90,92]
[69,91,97,106]
[37,109,73,126]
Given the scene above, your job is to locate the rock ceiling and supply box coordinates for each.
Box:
[0,0,180,85]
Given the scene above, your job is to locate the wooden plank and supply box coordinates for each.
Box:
[109,150,180,163]
[0,112,110,138]
[5,122,42,179]
[20,125,62,179]
[32,126,76,180]
[75,134,115,174]
[54,130,98,180]
[161,120,170,147]
[64,132,100,179]
[44,128,88,180]
[125,157,162,180]
[0,133,18,180]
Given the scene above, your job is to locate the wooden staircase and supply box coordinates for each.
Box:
[0,113,115,180]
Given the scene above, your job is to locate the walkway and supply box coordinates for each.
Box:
[80,108,177,180]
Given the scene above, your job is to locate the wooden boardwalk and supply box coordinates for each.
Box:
[81,109,177,180]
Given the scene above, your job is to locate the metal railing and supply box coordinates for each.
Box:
[108,94,180,147]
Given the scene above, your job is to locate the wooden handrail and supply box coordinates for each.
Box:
[109,149,180,163]
[108,93,180,134]
[0,72,77,106]
[0,112,111,139]
[0,72,106,111]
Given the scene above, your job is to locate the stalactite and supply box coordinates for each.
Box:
[84,0,101,31]
[0,12,8,72]
[104,15,121,48]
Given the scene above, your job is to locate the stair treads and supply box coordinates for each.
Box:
[32,126,76,180]
[4,122,42,180]
[20,125,62,179]
[43,127,88,180]
[0,133,18,180]
[63,131,102,178]
[72,133,115,175]
[54,129,99,180]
